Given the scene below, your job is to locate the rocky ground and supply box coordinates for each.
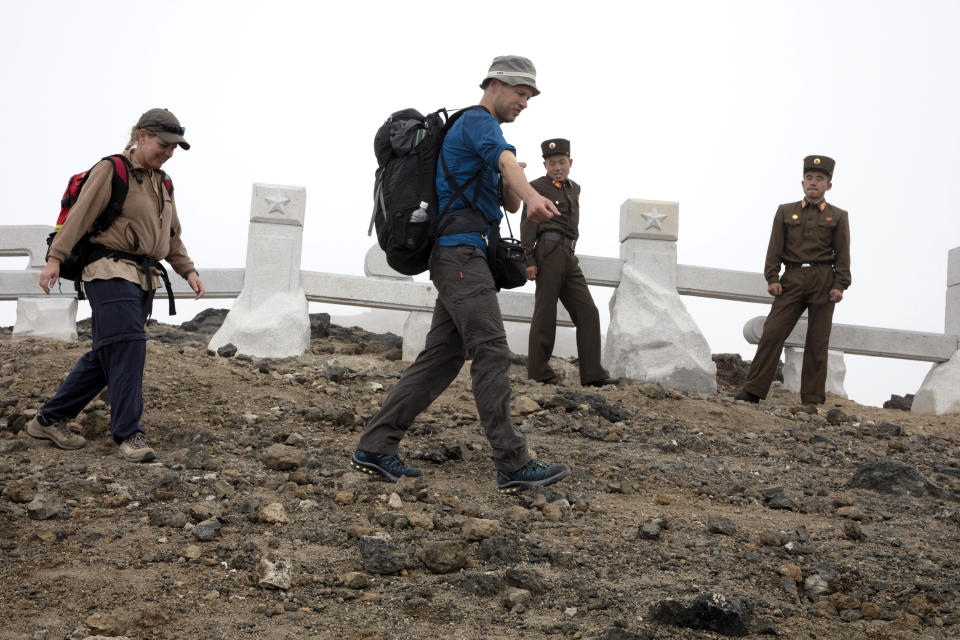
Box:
[1,310,959,640]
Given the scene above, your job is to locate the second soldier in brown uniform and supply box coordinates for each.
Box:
[521,138,618,387]
[734,155,851,406]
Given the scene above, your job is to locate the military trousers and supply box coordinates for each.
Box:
[357,245,530,474]
[527,239,608,384]
[742,264,836,404]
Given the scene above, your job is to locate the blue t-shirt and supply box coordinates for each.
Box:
[436,108,515,252]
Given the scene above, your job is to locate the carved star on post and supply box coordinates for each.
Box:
[264,194,290,216]
[641,208,667,231]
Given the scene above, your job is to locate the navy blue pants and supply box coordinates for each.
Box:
[42,278,154,443]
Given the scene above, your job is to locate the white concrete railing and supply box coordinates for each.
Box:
[2,191,959,413]
[0,226,245,301]
[743,316,959,363]
[0,228,791,317]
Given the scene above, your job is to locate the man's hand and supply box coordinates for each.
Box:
[499,150,560,215]
[524,194,559,224]
[38,258,61,294]
[828,288,843,303]
[188,272,206,299]
[526,266,537,281]
[767,282,782,296]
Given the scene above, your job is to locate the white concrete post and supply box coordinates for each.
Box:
[946,246,960,338]
[603,199,717,394]
[912,350,960,415]
[2,225,79,341]
[361,244,429,360]
[913,246,960,414]
[402,311,433,361]
[782,347,847,398]
[208,184,310,358]
[13,297,78,342]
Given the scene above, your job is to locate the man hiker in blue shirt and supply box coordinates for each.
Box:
[352,55,571,494]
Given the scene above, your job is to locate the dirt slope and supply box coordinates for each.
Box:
[0,316,958,639]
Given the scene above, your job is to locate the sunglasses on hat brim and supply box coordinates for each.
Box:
[142,122,186,136]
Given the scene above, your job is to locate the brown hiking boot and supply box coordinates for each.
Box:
[118,432,156,462]
[26,415,87,450]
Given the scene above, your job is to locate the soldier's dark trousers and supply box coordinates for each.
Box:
[357,246,530,474]
[527,240,607,384]
[41,278,154,443]
[742,265,836,404]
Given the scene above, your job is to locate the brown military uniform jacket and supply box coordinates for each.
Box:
[520,176,581,266]
[763,200,851,291]
[47,149,196,290]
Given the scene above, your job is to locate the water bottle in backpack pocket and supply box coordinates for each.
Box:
[404,201,429,250]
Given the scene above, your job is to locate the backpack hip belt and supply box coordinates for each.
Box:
[436,208,489,238]
[85,245,176,315]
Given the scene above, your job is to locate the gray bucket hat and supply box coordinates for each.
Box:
[480,55,540,96]
[136,108,190,150]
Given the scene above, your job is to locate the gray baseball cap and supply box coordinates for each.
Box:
[480,55,540,96]
[136,108,190,150]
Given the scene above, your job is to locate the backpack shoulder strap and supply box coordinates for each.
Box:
[105,154,129,184]
[439,104,487,137]
[437,106,491,216]
[161,172,174,197]
[90,155,133,235]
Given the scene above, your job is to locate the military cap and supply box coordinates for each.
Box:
[541,138,570,158]
[803,155,835,178]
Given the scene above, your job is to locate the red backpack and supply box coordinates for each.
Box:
[46,154,177,312]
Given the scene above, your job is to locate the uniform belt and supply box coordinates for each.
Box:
[538,231,576,251]
[784,261,833,269]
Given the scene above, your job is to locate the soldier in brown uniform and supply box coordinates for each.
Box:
[734,155,851,406]
[520,138,618,387]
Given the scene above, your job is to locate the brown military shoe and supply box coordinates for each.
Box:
[731,391,760,404]
[118,432,156,463]
[26,415,87,450]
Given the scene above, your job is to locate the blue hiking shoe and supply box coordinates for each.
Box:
[351,449,423,482]
[497,459,571,495]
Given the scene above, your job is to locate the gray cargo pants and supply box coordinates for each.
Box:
[357,245,530,473]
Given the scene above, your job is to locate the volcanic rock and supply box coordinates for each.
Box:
[649,593,752,636]
[420,541,469,574]
[848,459,946,498]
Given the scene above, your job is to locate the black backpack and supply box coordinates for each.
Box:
[368,106,485,276]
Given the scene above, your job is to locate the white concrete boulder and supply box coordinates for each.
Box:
[781,347,847,398]
[603,264,716,394]
[208,291,309,358]
[912,349,960,415]
[13,297,78,342]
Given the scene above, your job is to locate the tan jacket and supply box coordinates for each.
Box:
[763,200,851,291]
[47,149,196,289]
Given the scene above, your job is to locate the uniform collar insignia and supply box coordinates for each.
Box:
[553,180,563,189]
[801,199,827,212]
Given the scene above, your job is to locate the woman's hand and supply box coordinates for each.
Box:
[188,271,205,299]
[38,258,61,294]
